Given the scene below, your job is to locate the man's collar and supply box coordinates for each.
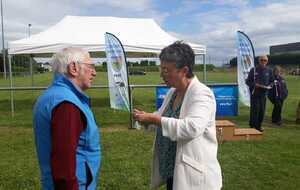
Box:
[53,73,89,102]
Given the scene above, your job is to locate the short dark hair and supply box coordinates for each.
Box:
[159,41,195,78]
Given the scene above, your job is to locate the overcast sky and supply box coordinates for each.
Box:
[1,0,300,65]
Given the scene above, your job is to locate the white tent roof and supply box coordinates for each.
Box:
[8,16,206,55]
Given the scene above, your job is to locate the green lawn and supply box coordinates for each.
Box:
[0,71,299,189]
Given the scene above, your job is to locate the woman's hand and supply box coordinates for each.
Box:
[133,109,161,125]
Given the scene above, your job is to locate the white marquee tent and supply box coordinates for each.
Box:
[8,15,206,55]
[5,16,207,117]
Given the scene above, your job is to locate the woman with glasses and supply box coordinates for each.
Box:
[133,42,222,190]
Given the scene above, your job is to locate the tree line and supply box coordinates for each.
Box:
[230,54,300,68]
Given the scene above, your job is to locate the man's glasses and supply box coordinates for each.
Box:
[260,59,268,62]
[81,62,96,70]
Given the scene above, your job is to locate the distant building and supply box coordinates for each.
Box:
[270,42,300,55]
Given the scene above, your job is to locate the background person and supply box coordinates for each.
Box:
[133,42,222,190]
[246,55,274,132]
[33,47,101,190]
[296,101,300,124]
[268,65,288,125]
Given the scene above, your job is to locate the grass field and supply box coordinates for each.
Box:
[0,71,299,190]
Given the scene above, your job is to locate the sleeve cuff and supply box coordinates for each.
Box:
[161,117,176,141]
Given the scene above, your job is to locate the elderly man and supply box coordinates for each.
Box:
[33,47,101,190]
[246,55,274,132]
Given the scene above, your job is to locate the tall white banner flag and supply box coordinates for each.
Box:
[105,32,130,111]
[237,31,255,107]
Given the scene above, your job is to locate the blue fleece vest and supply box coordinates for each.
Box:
[33,74,101,190]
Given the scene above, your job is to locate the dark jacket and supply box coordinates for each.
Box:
[268,75,288,103]
[246,66,273,97]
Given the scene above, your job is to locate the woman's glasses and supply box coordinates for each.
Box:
[260,59,268,62]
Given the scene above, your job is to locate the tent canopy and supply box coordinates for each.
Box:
[8,16,206,55]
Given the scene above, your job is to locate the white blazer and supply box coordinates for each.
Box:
[150,76,222,190]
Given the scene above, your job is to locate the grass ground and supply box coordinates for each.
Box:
[0,71,299,189]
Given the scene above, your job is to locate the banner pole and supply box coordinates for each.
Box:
[129,85,134,129]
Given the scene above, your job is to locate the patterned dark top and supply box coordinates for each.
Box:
[156,92,183,180]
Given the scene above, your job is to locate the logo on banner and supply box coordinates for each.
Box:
[112,57,122,72]
[244,55,251,66]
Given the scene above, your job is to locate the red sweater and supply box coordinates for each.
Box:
[50,102,86,190]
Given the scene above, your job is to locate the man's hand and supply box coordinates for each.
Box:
[133,109,161,125]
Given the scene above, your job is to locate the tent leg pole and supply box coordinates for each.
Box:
[203,54,207,83]
[8,54,14,117]
[30,54,33,86]
[1,0,6,80]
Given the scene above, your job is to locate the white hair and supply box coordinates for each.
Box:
[259,55,268,61]
[51,47,90,75]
